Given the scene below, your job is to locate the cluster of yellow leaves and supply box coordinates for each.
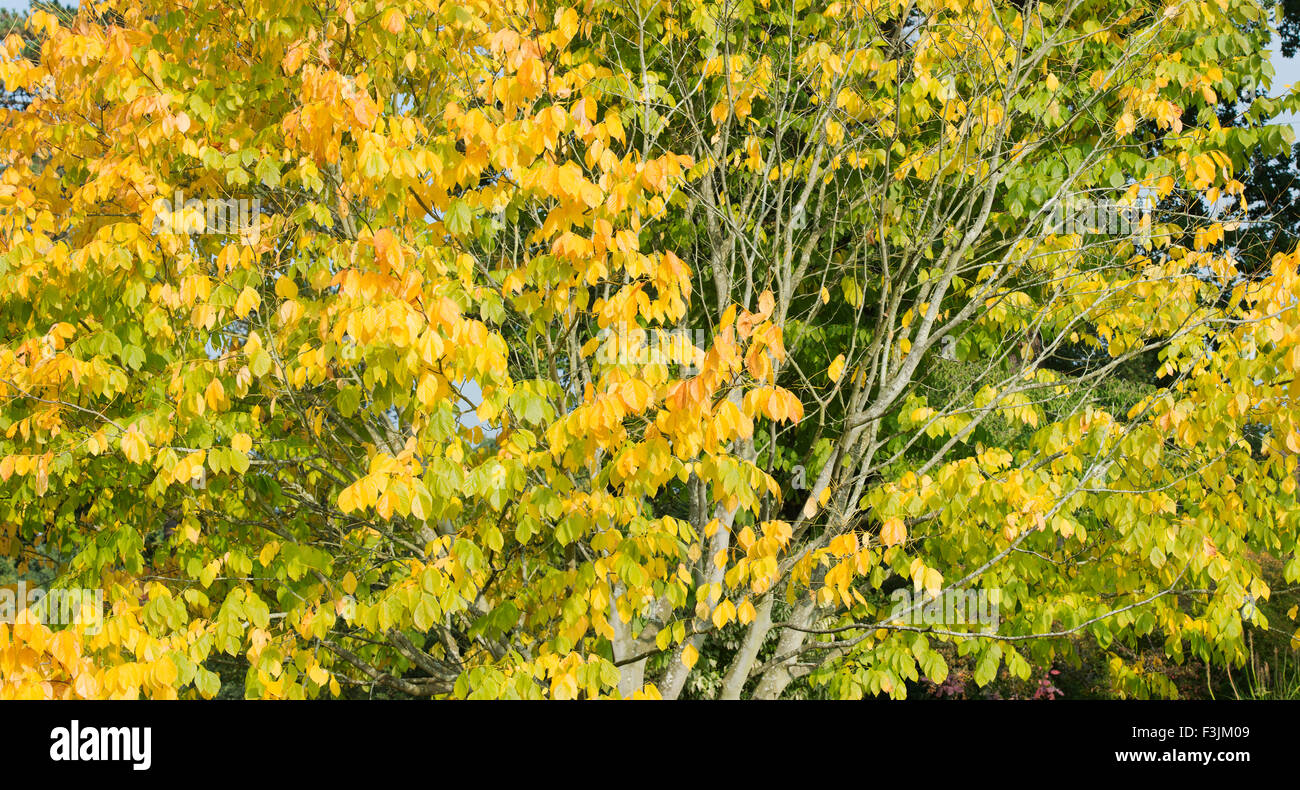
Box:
[0,583,216,700]
[0,611,103,700]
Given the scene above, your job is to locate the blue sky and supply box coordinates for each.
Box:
[1269,37,1300,133]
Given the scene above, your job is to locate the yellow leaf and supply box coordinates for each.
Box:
[172,455,192,483]
[802,497,818,519]
[342,571,358,595]
[153,656,178,687]
[73,672,101,698]
[121,426,150,464]
[235,286,261,318]
[881,518,907,547]
[1116,112,1135,137]
[274,276,298,299]
[200,561,218,588]
[558,7,579,40]
[338,485,357,513]
[681,643,699,669]
[828,354,845,383]
[737,599,756,624]
[205,378,229,412]
[382,7,405,33]
[50,630,80,669]
[829,533,858,555]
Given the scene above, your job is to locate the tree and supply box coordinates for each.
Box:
[2,0,1299,700]
[1196,0,1300,273]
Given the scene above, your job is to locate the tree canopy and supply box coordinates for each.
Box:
[3,0,1300,699]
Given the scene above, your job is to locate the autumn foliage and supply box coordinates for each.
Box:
[2,0,1300,699]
